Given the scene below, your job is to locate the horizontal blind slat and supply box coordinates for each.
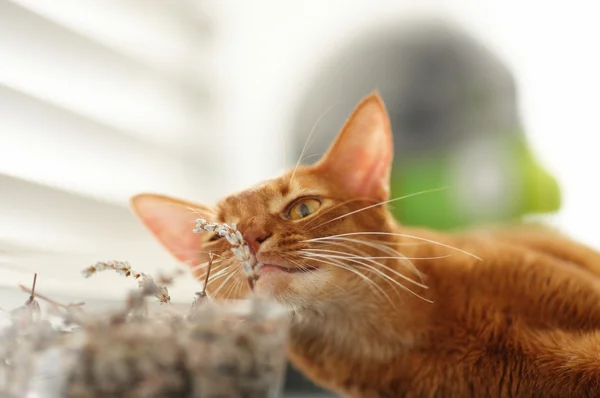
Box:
[0,1,210,146]
[0,0,215,302]
[0,173,159,254]
[0,175,199,302]
[0,86,220,205]
[11,0,212,78]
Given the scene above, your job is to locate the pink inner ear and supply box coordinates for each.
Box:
[131,194,213,268]
[317,93,393,201]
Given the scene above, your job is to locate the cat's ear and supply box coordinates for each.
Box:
[130,193,215,267]
[315,91,393,201]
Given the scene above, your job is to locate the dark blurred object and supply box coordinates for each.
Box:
[291,20,560,230]
[283,364,334,396]
[283,20,561,397]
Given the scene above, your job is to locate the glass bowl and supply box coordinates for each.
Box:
[17,298,290,398]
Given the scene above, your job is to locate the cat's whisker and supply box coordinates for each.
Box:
[304,250,428,290]
[201,266,229,285]
[287,256,348,293]
[305,236,423,280]
[192,261,227,279]
[302,197,378,228]
[301,252,432,304]
[299,246,446,285]
[303,238,436,301]
[284,255,347,293]
[312,236,428,248]
[303,249,450,261]
[210,268,240,298]
[189,258,224,273]
[311,240,409,264]
[298,153,323,164]
[299,249,429,290]
[289,101,341,186]
[298,254,396,308]
[170,250,227,269]
[300,251,405,296]
[306,187,448,232]
[184,206,216,220]
[284,258,310,273]
[313,236,412,261]
[223,277,240,301]
[234,273,245,298]
[282,253,322,275]
[307,232,482,261]
[171,248,226,256]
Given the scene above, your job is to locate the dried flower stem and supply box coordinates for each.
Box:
[137,274,171,304]
[82,260,142,279]
[194,220,263,291]
[82,261,171,305]
[26,273,37,304]
[188,252,214,318]
[18,284,85,311]
[11,274,42,327]
[202,252,214,294]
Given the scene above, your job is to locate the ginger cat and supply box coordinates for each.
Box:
[131,93,600,397]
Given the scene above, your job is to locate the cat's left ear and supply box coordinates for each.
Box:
[315,91,393,201]
[130,194,215,267]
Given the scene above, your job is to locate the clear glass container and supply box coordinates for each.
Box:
[187,299,290,398]
[20,298,290,398]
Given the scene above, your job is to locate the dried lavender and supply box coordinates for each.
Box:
[82,260,141,279]
[37,303,290,398]
[187,253,214,321]
[27,288,288,397]
[10,274,41,329]
[0,275,83,397]
[194,220,263,291]
[0,261,291,398]
[82,261,171,305]
[0,242,290,398]
[17,284,85,329]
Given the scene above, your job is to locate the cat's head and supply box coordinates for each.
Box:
[131,92,401,312]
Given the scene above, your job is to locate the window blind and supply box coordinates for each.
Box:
[0,0,219,301]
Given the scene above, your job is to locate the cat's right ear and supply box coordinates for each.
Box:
[314,91,393,202]
[130,193,215,267]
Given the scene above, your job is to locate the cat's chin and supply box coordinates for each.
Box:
[253,262,319,301]
[256,264,315,286]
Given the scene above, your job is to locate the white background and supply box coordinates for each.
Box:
[1,0,598,302]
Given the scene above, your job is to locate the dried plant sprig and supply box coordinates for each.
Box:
[3,268,291,398]
[194,219,263,290]
[188,252,214,320]
[25,273,38,306]
[137,273,170,304]
[82,260,142,279]
[17,285,85,312]
[18,283,86,331]
[82,261,171,305]
[11,274,42,327]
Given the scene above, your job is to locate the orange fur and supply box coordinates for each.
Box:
[131,93,600,397]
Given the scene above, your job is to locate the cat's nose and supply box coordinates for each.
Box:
[243,229,272,254]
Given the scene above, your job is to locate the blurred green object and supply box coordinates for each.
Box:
[292,21,562,231]
[389,134,561,230]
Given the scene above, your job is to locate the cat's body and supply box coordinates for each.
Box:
[289,225,600,397]
[131,93,600,397]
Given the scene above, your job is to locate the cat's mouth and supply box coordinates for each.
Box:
[261,264,317,274]
[256,253,317,275]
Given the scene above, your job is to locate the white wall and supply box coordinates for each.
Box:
[214,0,600,248]
[1,0,598,302]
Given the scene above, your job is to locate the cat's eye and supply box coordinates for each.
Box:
[287,198,321,220]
